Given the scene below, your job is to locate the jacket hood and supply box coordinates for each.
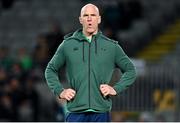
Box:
[64,28,102,41]
[63,29,84,41]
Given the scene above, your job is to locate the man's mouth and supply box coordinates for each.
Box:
[88,23,92,26]
[87,24,93,29]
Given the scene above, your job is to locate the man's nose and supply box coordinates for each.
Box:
[87,16,92,21]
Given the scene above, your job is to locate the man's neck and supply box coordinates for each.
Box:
[83,30,98,39]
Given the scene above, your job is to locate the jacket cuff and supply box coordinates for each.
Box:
[54,87,64,98]
[113,84,124,94]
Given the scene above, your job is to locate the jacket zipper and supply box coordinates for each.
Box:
[88,42,91,108]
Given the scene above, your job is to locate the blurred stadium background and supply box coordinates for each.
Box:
[0,0,180,121]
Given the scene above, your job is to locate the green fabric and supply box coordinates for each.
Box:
[83,109,99,112]
[20,56,32,70]
[45,29,137,113]
[0,57,14,70]
[64,106,97,115]
[82,32,91,43]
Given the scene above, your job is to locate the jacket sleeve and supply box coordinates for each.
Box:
[113,43,137,94]
[45,41,65,97]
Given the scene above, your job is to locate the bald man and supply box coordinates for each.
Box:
[45,3,136,122]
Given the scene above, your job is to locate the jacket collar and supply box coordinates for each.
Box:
[64,28,102,41]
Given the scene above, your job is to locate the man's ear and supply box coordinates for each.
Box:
[79,17,83,24]
[98,16,101,24]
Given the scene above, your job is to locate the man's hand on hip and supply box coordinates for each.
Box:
[100,84,117,97]
[60,88,76,101]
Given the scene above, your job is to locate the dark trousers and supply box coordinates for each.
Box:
[66,112,111,122]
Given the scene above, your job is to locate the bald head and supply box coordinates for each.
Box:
[80,3,100,17]
[79,3,101,36]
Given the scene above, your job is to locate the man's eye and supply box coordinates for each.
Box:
[91,14,96,16]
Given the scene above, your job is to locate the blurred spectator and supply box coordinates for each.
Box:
[9,63,26,82]
[0,46,14,70]
[0,93,14,121]
[0,67,8,86]
[45,21,67,82]
[16,48,33,72]
[6,77,23,121]
[32,34,49,70]
[18,77,39,121]
[18,99,34,121]
[44,20,64,58]
[33,20,64,71]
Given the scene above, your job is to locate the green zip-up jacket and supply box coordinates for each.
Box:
[45,29,137,112]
